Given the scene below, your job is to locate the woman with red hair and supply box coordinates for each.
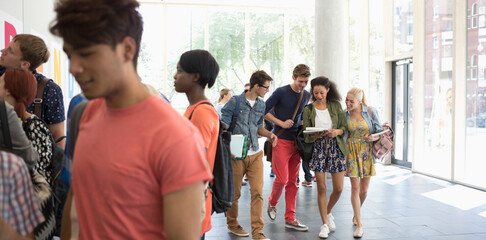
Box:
[0,68,55,240]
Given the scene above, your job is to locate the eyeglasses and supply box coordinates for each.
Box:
[259,85,270,89]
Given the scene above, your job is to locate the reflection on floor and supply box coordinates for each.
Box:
[206,163,486,240]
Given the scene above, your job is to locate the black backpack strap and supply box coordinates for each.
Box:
[34,77,49,117]
[0,99,12,149]
[189,101,214,120]
[68,101,89,159]
[227,96,240,133]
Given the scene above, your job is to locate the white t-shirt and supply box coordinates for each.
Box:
[315,108,333,129]
[247,99,255,108]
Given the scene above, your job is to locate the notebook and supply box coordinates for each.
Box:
[230,134,246,158]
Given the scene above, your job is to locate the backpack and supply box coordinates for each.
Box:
[0,99,12,152]
[23,117,68,236]
[227,96,240,133]
[189,102,234,214]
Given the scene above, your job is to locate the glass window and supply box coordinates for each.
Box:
[138,2,314,112]
[138,4,207,112]
[208,8,245,99]
[393,0,414,54]
[138,4,166,93]
[249,12,285,88]
[433,5,439,19]
[463,0,486,189]
[418,0,453,179]
[288,14,315,80]
[165,6,207,111]
[471,54,478,80]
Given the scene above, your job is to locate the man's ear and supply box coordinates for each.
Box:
[121,36,136,63]
[292,75,296,81]
[19,61,31,71]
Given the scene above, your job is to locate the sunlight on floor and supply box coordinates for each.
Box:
[375,164,413,185]
[381,173,413,185]
[479,211,486,218]
[422,185,486,210]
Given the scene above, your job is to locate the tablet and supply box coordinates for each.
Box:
[303,127,328,134]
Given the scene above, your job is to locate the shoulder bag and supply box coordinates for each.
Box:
[294,104,314,163]
[265,90,304,162]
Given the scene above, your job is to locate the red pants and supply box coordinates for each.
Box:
[268,139,301,222]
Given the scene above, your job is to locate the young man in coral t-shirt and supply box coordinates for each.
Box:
[50,1,212,239]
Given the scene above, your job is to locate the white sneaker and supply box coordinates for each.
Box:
[327,213,336,231]
[319,224,329,238]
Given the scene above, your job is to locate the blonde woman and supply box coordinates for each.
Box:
[344,88,383,238]
[216,88,231,116]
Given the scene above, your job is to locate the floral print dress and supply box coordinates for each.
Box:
[346,119,376,178]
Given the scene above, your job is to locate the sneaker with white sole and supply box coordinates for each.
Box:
[327,213,336,231]
[252,233,270,240]
[285,219,308,231]
[319,224,329,238]
[227,225,249,237]
[267,204,276,221]
[301,180,312,187]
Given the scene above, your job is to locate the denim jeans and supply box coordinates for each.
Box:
[302,161,313,182]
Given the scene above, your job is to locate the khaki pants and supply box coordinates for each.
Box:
[226,150,264,236]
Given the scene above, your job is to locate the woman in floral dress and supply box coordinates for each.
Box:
[344,87,383,238]
[302,76,349,239]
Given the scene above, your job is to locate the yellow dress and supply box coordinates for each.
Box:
[346,119,376,178]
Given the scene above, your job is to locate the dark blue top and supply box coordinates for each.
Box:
[264,85,310,140]
[0,66,65,125]
[65,93,86,161]
[27,72,65,125]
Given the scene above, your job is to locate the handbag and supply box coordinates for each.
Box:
[295,125,314,164]
[367,107,395,160]
[294,104,314,163]
[265,90,304,162]
[372,126,394,160]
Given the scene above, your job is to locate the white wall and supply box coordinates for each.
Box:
[0,0,80,114]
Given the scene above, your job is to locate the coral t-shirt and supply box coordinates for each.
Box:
[184,100,219,235]
[72,96,212,239]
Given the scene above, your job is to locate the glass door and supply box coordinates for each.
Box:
[392,59,413,167]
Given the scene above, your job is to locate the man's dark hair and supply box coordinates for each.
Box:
[310,76,342,102]
[178,50,219,89]
[249,70,273,89]
[49,0,143,68]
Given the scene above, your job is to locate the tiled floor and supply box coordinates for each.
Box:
[206,162,486,240]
